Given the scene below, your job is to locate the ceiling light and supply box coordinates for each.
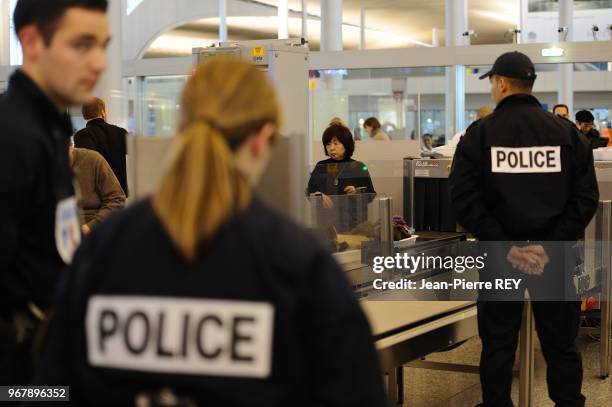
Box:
[541,47,564,57]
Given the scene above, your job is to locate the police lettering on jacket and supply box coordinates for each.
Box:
[86,296,274,377]
[491,146,561,173]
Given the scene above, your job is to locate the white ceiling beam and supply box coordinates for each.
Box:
[309,41,612,69]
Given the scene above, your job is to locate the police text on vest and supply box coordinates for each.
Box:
[491,146,561,173]
[86,296,274,378]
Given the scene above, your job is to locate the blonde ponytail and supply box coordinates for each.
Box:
[153,122,250,260]
[152,57,281,261]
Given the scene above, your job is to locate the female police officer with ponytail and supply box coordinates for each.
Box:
[34,57,387,406]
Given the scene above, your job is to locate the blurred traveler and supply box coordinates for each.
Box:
[69,144,125,234]
[553,103,570,120]
[74,97,129,196]
[363,117,390,140]
[434,106,492,157]
[420,133,435,157]
[451,106,493,146]
[575,110,608,149]
[329,116,347,127]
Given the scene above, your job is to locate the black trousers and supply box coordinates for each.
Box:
[478,301,585,407]
[0,314,35,386]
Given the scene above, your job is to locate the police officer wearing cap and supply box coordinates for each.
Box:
[449,51,598,407]
[0,0,109,385]
[35,57,388,406]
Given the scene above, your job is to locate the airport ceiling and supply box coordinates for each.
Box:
[264,0,521,45]
[145,0,520,58]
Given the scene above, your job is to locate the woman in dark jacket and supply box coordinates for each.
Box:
[307,123,376,232]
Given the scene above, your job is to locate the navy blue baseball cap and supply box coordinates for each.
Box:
[479,51,537,81]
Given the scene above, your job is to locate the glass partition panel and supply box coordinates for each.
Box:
[309,67,447,144]
[464,63,559,130]
[466,62,612,140]
[305,193,384,242]
[140,75,188,136]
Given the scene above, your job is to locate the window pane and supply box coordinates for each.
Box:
[310,67,447,143]
[141,75,188,136]
[9,0,23,66]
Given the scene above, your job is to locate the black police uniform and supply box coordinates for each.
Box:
[35,198,388,406]
[449,90,598,407]
[0,71,77,384]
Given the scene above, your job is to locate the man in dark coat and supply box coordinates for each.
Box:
[74,97,128,195]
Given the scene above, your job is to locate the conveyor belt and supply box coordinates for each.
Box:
[361,300,475,339]
[361,300,477,372]
[360,300,478,405]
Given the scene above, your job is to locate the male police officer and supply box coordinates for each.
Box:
[449,52,598,406]
[0,0,109,384]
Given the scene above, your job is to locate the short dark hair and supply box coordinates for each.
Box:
[422,133,433,140]
[575,110,594,124]
[322,124,355,159]
[553,104,569,114]
[13,0,108,45]
[504,76,535,92]
[363,117,381,131]
[82,97,105,120]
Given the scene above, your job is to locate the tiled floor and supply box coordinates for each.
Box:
[402,331,611,406]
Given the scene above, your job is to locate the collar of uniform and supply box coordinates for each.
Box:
[87,117,106,127]
[495,93,541,111]
[8,69,73,137]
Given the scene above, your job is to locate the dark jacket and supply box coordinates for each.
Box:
[583,128,608,149]
[307,157,375,196]
[0,70,75,310]
[449,93,598,241]
[74,118,128,196]
[307,158,377,232]
[36,198,388,406]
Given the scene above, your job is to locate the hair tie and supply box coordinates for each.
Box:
[194,117,223,133]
